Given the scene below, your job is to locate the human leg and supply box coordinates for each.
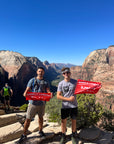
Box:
[18,119,30,143]
[61,108,70,133]
[23,119,31,135]
[4,99,7,109]
[61,119,67,133]
[70,108,78,143]
[60,108,69,144]
[70,107,78,132]
[59,119,67,144]
[71,119,76,133]
[38,116,46,137]
[18,104,36,143]
[38,116,43,132]
[37,105,46,137]
[7,100,10,110]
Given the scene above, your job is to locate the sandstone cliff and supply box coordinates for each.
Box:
[0,51,58,106]
[70,46,114,112]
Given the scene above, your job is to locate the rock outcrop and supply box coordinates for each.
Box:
[70,46,114,112]
[0,51,27,78]
[106,45,114,65]
[0,50,59,106]
[0,112,113,144]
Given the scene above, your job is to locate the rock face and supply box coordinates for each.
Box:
[0,50,59,106]
[0,51,26,78]
[70,46,114,112]
[106,45,114,65]
[0,65,8,90]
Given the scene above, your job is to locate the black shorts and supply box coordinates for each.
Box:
[4,96,10,101]
[61,107,78,120]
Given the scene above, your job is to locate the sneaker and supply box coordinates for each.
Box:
[71,132,78,144]
[60,133,66,144]
[72,131,78,138]
[39,131,46,137]
[71,135,76,144]
[18,134,27,143]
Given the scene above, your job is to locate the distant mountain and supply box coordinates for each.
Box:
[51,63,76,69]
[0,51,59,106]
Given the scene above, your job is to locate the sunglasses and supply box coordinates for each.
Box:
[63,72,70,75]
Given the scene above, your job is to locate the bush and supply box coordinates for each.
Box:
[45,94,61,123]
[76,94,103,129]
[100,108,114,131]
[19,104,28,111]
[46,93,103,129]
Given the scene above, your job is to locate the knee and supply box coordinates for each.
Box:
[61,119,66,123]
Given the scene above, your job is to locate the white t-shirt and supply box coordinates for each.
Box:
[57,79,78,108]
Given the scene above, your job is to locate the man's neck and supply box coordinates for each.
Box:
[64,77,70,82]
[36,76,43,80]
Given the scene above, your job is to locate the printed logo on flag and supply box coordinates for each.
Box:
[26,92,51,101]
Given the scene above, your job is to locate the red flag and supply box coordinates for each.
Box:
[26,92,51,101]
[74,79,101,94]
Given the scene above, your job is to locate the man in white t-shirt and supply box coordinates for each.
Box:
[57,67,78,144]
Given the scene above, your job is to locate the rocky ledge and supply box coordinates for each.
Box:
[0,110,113,144]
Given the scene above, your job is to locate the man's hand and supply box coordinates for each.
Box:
[23,87,31,97]
[51,92,53,98]
[23,92,27,97]
[69,96,75,102]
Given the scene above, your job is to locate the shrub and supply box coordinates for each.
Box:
[46,93,103,129]
[76,94,103,129]
[45,94,61,123]
[100,108,114,131]
[19,104,28,111]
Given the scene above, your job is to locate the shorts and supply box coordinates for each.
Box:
[4,96,10,101]
[61,107,78,120]
[26,103,45,120]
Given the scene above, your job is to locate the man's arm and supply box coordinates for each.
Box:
[10,89,13,96]
[57,91,75,102]
[23,87,31,97]
[46,87,53,98]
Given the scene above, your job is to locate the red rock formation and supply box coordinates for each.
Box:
[70,46,114,112]
[106,45,114,65]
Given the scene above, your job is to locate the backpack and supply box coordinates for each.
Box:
[32,77,47,92]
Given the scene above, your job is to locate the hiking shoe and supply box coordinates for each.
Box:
[71,135,76,144]
[60,133,66,144]
[71,131,78,138]
[39,131,46,137]
[71,132,78,144]
[18,134,27,143]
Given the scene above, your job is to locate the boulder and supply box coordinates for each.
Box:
[79,127,101,141]
[0,109,5,115]
[0,112,26,127]
[0,122,23,143]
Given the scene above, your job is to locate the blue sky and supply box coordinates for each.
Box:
[0,0,114,65]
